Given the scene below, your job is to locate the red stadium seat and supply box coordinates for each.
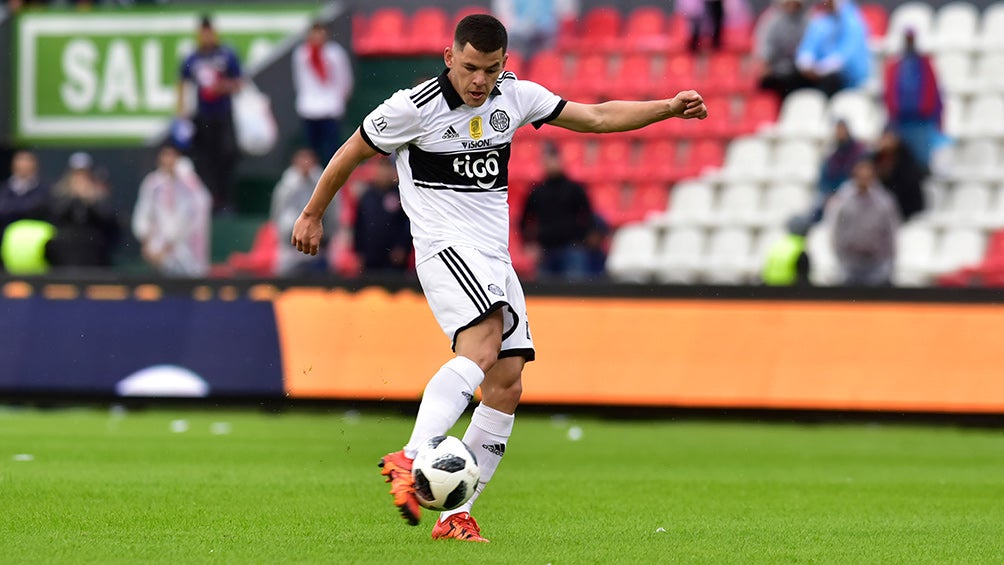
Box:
[224,222,277,277]
[611,54,657,99]
[582,139,633,182]
[623,7,671,52]
[693,95,735,138]
[722,24,754,53]
[738,92,780,134]
[453,5,488,28]
[704,53,754,94]
[629,182,670,221]
[568,54,611,100]
[634,140,681,183]
[589,182,630,227]
[355,8,409,56]
[409,7,451,54]
[679,139,724,177]
[504,51,525,78]
[558,140,589,180]
[509,138,544,183]
[569,7,622,53]
[666,14,692,53]
[525,51,567,93]
[658,54,697,93]
[860,3,889,40]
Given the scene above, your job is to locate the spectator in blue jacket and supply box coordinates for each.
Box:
[795,0,870,97]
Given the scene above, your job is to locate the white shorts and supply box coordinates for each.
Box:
[416,245,535,361]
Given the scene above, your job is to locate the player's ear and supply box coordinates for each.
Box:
[502,52,509,70]
[444,45,454,68]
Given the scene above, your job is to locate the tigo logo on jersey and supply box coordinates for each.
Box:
[469,116,483,139]
[452,150,501,189]
[490,110,510,133]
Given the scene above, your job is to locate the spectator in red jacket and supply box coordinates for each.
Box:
[883,28,944,166]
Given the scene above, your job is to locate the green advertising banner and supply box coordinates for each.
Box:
[15,7,317,144]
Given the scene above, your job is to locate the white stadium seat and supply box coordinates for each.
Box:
[959,95,1004,139]
[885,2,935,54]
[932,182,994,227]
[806,223,841,286]
[774,89,829,141]
[978,3,1004,52]
[770,140,820,184]
[760,183,815,227]
[971,53,1004,94]
[948,140,1002,183]
[933,2,979,53]
[719,137,772,183]
[894,223,938,286]
[932,228,986,274]
[713,182,763,227]
[828,89,886,143]
[663,180,714,227]
[934,53,974,96]
[605,223,658,283]
[941,95,966,138]
[653,227,706,284]
[702,227,755,284]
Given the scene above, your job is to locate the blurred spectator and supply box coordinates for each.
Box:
[292,22,353,164]
[44,152,120,268]
[519,143,604,280]
[493,0,559,59]
[795,0,870,97]
[811,119,866,222]
[352,157,411,274]
[0,150,50,245]
[132,144,212,277]
[828,157,899,286]
[762,214,811,286]
[873,128,928,221]
[270,148,339,277]
[678,0,724,52]
[177,15,242,214]
[883,28,944,166]
[754,0,809,101]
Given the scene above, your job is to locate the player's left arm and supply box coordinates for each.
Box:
[549,91,708,134]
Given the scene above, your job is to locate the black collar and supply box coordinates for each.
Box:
[437,69,503,110]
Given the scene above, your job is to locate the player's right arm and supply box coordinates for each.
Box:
[292,129,378,256]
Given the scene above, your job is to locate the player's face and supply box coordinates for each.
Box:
[445,43,507,107]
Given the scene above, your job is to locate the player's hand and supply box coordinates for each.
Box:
[670,90,708,120]
[291,213,323,256]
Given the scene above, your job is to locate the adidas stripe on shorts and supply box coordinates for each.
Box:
[417,245,535,361]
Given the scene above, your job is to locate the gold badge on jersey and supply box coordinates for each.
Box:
[469,116,483,140]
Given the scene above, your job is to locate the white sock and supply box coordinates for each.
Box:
[403,356,484,459]
[439,403,514,521]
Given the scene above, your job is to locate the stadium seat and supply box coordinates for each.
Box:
[408,7,451,54]
[570,7,622,53]
[773,89,829,141]
[611,54,657,99]
[977,3,1004,52]
[828,89,885,143]
[657,54,698,93]
[933,182,994,228]
[631,183,671,222]
[761,183,815,227]
[712,182,763,227]
[859,3,889,45]
[960,95,1004,139]
[933,228,986,274]
[942,95,966,138]
[971,53,1004,94]
[932,2,979,53]
[894,223,938,286]
[558,139,588,180]
[680,139,725,178]
[633,140,681,183]
[653,226,706,284]
[934,52,974,96]
[525,51,567,93]
[509,138,543,183]
[504,51,525,78]
[737,93,781,135]
[568,54,612,101]
[663,180,715,227]
[605,223,658,283]
[703,53,753,94]
[665,14,692,53]
[718,136,772,184]
[582,139,634,183]
[770,140,820,185]
[355,8,410,56]
[947,140,1001,183]
[702,227,755,284]
[805,222,841,285]
[623,6,671,52]
[885,2,935,54]
[722,23,754,53]
[223,221,277,277]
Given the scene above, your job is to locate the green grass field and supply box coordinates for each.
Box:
[1,407,1002,564]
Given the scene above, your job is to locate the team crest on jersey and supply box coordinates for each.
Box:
[489,110,510,133]
[487,284,504,296]
[469,116,483,140]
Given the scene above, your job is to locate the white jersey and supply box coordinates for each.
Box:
[360,69,565,264]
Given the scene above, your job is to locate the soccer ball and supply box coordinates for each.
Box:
[411,435,480,511]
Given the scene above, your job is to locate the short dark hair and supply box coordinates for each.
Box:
[200,15,214,30]
[454,14,507,53]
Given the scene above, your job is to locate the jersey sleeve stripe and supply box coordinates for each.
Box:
[409,80,439,103]
[358,125,391,155]
[532,99,568,129]
[413,87,442,108]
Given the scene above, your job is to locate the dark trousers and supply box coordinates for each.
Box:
[192,114,238,213]
[303,117,341,164]
[761,71,845,100]
[690,0,724,52]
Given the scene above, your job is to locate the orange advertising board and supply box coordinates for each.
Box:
[274,288,1004,413]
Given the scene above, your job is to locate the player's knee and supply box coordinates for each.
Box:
[482,377,522,412]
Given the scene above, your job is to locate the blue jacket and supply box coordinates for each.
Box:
[796,1,871,88]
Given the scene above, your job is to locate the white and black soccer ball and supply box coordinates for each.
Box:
[411,435,480,511]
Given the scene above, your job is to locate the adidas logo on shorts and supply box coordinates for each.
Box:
[482,442,506,456]
[442,125,459,139]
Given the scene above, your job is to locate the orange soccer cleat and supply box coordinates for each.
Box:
[431,512,489,543]
[378,450,421,526]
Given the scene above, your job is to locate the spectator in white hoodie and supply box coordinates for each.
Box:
[132,144,212,277]
[270,148,340,276]
[292,21,353,164]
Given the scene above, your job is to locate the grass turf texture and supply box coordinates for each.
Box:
[1,409,1002,564]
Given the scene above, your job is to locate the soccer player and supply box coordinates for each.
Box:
[291,14,707,542]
